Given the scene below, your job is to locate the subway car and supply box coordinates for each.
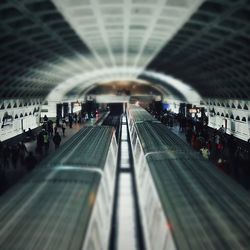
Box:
[0,126,118,250]
[127,104,250,250]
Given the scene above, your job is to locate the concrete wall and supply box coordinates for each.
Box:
[0,99,41,141]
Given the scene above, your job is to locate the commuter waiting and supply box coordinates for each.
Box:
[25,152,37,171]
[53,132,61,150]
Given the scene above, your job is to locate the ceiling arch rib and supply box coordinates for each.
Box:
[46,68,201,104]
[0,0,249,101]
[147,0,250,99]
[52,0,205,69]
[0,0,97,99]
[68,78,180,101]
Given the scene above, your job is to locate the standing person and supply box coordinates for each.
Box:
[48,120,54,136]
[69,115,73,128]
[78,115,82,124]
[19,142,28,164]
[3,145,11,169]
[185,127,193,144]
[74,113,77,124]
[36,131,44,155]
[56,116,60,127]
[43,115,48,122]
[43,131,50,153]
[25,152,37,171]
[218,125,225,134]
[11,145,19,169]
[27,128,35,140]
[215,133,220,149]
[61,122,66,137]
[53,132,61,150]
[54,125,58,135]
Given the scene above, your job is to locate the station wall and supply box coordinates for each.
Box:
[0,99,41,141]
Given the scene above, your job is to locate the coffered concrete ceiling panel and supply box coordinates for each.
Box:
[0,0,249,100]
[147,0,250,99]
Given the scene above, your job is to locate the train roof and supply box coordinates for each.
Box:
[0,168,100,250]
[135,122,189,153]
[45,126,114,169]
[129,108,250,249]
[147,151,250,249]
[128,106,157,123]
[0,125,117,249]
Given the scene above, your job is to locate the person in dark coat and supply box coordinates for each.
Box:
[185,127,193,144]
[19,142,28,164]
[3,145,11,169]
[69,115,73,128]
[53,132,61,150]
[36,132,44,155]
[25,152,37,171]
[48,120,54,136]
[11,145,19,169]
[54,125,58,135]
[61,122,66,136]
[43,131,50,154]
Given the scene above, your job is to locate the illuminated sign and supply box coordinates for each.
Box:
[189,108,200,113]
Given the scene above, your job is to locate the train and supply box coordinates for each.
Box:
[127,104,250,250]
[1,105,250,250]
[0,126,118,250]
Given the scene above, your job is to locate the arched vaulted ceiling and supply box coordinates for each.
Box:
[0,0,249,101]
[148,0,250,100]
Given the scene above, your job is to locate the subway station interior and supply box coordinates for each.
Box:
[0,0,250,249]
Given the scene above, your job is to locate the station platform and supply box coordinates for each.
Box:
[0,115,107,195]
[167,123,250,190]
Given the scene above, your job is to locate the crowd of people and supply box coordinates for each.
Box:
[0,141,36,171]
[0,138,38,194]
[0,115,74,193]
[148,108,250,190]
[22,116,65,158]
[0,112,89,176]
[0,110,102,194]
